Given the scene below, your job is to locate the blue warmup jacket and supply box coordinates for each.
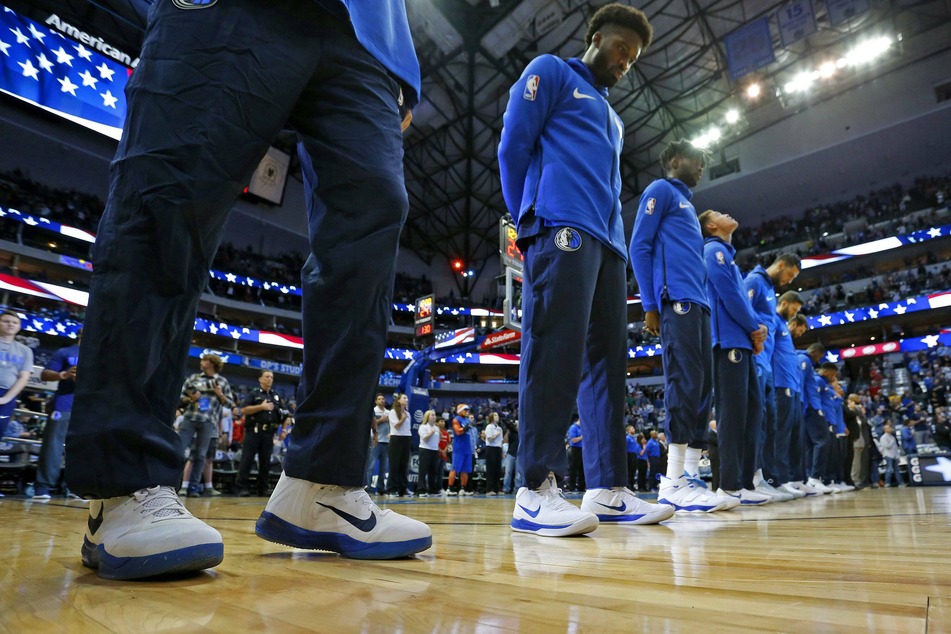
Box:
[630,179,709,313]
[772,314,800,390]
[744,265,777,372]
[319,0,421,106]
[819,378,846,434]
[703,238,759,350]
[798,351,821,414]
[498,56,626,259]
[568,422,583,448]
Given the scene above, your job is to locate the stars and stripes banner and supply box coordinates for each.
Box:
[829,331,949,363]
[0,5,129,139]
[806,290,951,330]
[209,269,301,298]
[800,224,949,270]
[0,207,96,243]
[434,327,476,350]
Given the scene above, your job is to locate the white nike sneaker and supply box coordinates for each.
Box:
[580,487,675,525]
[779,482,807,499]
[795,480,822,496]
[658,475,728,512]
[836,482,856,492]
[807,478,834,494]
[718,488,771,505]
[755,480,793,502]
[707,488,742,510]
[511,473,599,537]
[81,486,223,580]
[256,473,432,560]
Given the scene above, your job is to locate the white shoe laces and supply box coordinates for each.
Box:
[536,475,579,513]
[133,486,191,519]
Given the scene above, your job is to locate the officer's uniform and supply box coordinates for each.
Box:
[703,237,763,491]
[237,387,286,495]
[66,0,420,497]
[499,55,629,490]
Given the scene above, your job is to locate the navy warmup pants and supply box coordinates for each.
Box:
[755,368,779,482]
[773,387,799,484]
[714,347,762,491]
[660,301,712,448]
[66,0,408,497]
[517,220,628,490]
[805,409,831,481]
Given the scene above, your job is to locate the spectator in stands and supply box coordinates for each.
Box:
[566,415,585,493]
[178,355,235,498]
[386,393,411,498]
[502,419,519,494]
[34,333,81,500]
[236,371,286,497]
[646,430,662,491]
[447,404,473,496]
[366,393,390,494]
[484,412,503,495]
[879,423,904,487]
[0,311,33,448]
[416,410,440,497]
[635,431,650,492]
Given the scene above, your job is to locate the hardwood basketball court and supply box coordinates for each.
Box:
[2,488,950,633]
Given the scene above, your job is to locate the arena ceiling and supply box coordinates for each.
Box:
[10,0,951,296]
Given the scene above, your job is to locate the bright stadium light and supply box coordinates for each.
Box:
[818,61,836,79]
[785,70,818,94]
[707,126,721,142]
[746,83,761,99]
[725,109,740,124]
[843,35,892,66]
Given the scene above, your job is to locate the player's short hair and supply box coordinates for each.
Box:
[660,140,706,173]
[697,209,716,238]
[0,310,20,320]
[259,369,274,377]
[819,362,839,373]
[585,3,653,50]
[773,253,802,270]
[787,314,808,328]
[778,290,804,306]
[807,343,825,355]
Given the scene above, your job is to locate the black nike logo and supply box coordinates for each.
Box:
[88,505,103,536]
[316,502,377,532]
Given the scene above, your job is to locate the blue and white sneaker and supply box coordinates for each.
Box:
[717,488,771,505]
[581,487,675,524]
[684,472,709,489]
[658,475,728,512]
[256,473,432,560]
[511,473,598,537]
[82,486,223,580]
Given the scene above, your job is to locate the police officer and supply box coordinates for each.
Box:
[237,370,288,497]
[699,209,768,506]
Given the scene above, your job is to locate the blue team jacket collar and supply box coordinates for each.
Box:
[566,58,610,97]
[704,236,736,255]
[752,264,774,288]
[666,178,694,200]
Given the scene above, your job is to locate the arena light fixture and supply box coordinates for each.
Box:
[843,35,893,66]
[745,83,761,99]
[725,109,740,124]
[818,62,837,79]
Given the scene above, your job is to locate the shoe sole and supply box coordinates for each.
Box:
[510,515,598,537]
[658,497,723,513]
[255,512,432,559]
[82,536,223,581]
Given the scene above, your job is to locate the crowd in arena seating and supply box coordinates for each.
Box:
[733,174,948,256]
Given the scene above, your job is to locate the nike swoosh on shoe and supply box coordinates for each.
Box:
[88,506,103,536]
[597,501,627,512]
[316,502,377,532]
[518,504,541,518]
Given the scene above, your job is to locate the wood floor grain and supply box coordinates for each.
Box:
[2,487,950,633]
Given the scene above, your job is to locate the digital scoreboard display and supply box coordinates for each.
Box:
[414,294,434,339]
[500,217,523,272]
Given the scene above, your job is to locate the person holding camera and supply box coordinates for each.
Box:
[178,354,234,497]
[237,370,288,496]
